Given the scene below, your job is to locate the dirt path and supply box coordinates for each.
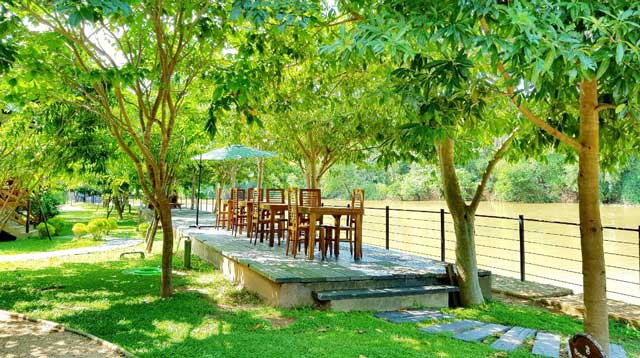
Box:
[0,311,128,357]
[0,239,143,263]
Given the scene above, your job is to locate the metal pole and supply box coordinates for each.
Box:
[195,160,202,227]
[638,226,639,287]
[519,214,525,282]
[441,209,446,262]
[385,206,390,250]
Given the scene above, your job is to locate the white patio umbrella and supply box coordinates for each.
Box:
[191,145,276,226]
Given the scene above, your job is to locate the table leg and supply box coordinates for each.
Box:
[269,208,275,247]
[355,213,363,260]
[334,215,341,257]
[308,212,316,260]
[246,203,253,238]
[227,202,232,230]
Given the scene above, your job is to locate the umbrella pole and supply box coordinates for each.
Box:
[195,159,202,227]
[257,158,264,195]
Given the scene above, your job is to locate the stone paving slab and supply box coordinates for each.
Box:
[452,323,510,342]
[492,275,573,299]
[537,294,640,329]
[531,332,560,358]
[374,309,453,323]
[420,320,484,334]
[491,326,535,352]
[610,343,628,358]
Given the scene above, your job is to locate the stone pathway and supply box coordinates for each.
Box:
[0,238,142,263]
[374,309,628,358]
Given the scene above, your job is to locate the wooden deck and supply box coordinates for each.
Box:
[171,209,491,309]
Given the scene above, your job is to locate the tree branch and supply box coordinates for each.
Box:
[479,17,583,152]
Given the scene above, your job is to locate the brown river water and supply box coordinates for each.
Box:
[326,200,640,305]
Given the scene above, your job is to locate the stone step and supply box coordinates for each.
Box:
[532,332,560,358]
[452,323,510,342]
[374,309,453,324]
[420,320,484,334]
[491,326,536,352]
[313,286,460,311]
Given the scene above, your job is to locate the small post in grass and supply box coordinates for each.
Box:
[519,214,525,282]
[184,238,192,269]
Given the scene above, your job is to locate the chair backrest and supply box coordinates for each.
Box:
[287,187,299,231]
[299,189,321,207]
[267,188,285,203]
[251,188,262,220]
[231,188,245,209]
[248,187,263,202]
[351,189,365,210]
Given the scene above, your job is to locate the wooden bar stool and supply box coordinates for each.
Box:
[214,187,228,229]
[267,188,286,243]
[325,189,365,257]
[231,188,247,236]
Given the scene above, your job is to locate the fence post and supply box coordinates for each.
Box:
[184,238,192,269]
[519,214,525,282]
[385,206,390,250]
[638,226,640,287]
[440,209,446,262]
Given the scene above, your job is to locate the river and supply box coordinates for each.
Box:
[326,200,640,305]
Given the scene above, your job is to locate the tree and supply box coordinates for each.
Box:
[14,0,228,297]
[383,51,519,305]
[337,0,640,350]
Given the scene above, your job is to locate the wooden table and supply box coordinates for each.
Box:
[261,202,288,246]
[299,206,364,261]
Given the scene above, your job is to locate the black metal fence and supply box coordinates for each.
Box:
[358,205,640,304]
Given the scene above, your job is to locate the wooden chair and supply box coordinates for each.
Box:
[286,187,325,257]
[214,187,228,229]
[267,188,286,242]
[325,189,364,257]
[249,189,269,245]
[231,188,247,236]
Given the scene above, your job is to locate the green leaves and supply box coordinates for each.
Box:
[55,0,132,26]
[616,42,625,64]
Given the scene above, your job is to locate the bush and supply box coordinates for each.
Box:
[72,223,88,238]
[107,218,118,233]
[47,217,67,234]
[36,222,56,238]
[31,191,61,221]
[138,222,149,238]
[86,218,115,240]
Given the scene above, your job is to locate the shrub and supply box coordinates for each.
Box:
[31,191,61,221]
[87,218,112,240]
[138,222,149,238]
[106,218,118,233]
[47,217,67,234]
[36,222,56,238]
[72,223,88,238]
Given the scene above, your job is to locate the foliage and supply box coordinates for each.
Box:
[72,223,88,238]
[31,191,61,221]
[46,216,67,235]
[36,222,56,238]
[86,218,117,240]
[138,222,149,239]
[620,158,640,204]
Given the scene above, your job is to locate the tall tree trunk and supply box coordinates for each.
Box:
[436,138,484,305]
[578,79,609,352]
[157,199,173,298]
[304,157,320,189]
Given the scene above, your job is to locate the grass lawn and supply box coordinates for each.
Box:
[0,204,140,256]
[0,204,637,357]
[1,248,638,357]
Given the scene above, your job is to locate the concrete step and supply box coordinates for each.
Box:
[313,285,459,311]
[1,220,37,239]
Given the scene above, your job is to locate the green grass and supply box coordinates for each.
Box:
[0,204,637,357]
[0,204,141,255]
[0,245,638,358]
